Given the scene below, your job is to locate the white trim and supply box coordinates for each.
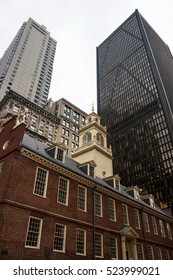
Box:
[77,185,87,212]
[143,212,150,232]
[25,216,43,249]
[151,216,158,235]
[122,204,129,226]
[33,166,49,198]
[53,223,66,252]
[95,233,104,258]
[76,228,86,256]
[108,198,116,222]
[94,192,103,217]
[133,208,141,229]
[57,176,69,206]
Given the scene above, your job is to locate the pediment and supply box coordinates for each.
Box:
[119,226,139,238]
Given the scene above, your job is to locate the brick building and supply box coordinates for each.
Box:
[0,113,173,260]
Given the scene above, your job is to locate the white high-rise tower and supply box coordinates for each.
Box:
[0,18,57,107]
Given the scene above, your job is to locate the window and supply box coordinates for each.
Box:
[95,233,103,258]
[151,216,158,235]
[122,204,129,225]
[147,245,154,260]
[78,186,87,212]
[110,237,118,259]
[33,167,48,197]
[115,178,120,190]
[82,116,86,126]
[76,229,86,255]
[166,222,172,239]
[156,247,162,260]
[64,105,71,119]
[73,111,79,124]
[89,165,94,177]
[65,130,69,137]
[133,209,140,229]
[57,148,64,161]
[83,132,92,144]
[164,249,170,260]
[53,224,66,252]
[143,213,150,232]
[25,217,43,248]
[108,199,116,221]
[94,193,102,217]
[96,133,104,145]
[57,177,69,205]
[159,220,166,237]
[137,243,144,260]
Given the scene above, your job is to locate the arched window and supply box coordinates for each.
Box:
[96,133,104,146]
[83,132,92,144]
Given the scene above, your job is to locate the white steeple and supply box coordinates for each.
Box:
[72,111,113,178]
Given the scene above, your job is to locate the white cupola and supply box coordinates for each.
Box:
[72,111,113,178]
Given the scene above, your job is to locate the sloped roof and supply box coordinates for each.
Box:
[21,133,172,218]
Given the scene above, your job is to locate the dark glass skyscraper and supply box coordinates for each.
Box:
[97,9,173,209]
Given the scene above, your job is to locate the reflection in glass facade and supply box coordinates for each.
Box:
[97,10,173,209]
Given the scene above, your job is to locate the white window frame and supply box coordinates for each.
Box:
[77,185,87,212]
[156,247,162,260]
[133,208,140,229]
[159,219,166,237]
[143,212,150,232]
[151,216,158,235]
[137,243,144,260]
[110,237,118,259]
[147,245,154,260]
[95,233,103,258]
[57,177,69,206]
[164,249,170,260]
[108,198,116,221]
[53,223,66,252]
[33,167,49,198]
[25,216,43,249]
[94,192,103,217]
[166,222,172,239]
[122,204,129,225]
[76,228,86,256]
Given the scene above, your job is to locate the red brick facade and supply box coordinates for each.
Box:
[0,116,173,259]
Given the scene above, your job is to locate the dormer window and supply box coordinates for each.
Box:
[104,175,121,190]
[125,186,140,200]
[57,148,64,161]
[115,178,120,190]
[141,194,155,207]
[46,144,67,163]
[78,161,96,178]
[134,189,140,200]
[149,197,155,207]
[89,165,94,177]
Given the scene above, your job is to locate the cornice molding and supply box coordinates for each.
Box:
[20,147,95,187]
[20,147,173,221]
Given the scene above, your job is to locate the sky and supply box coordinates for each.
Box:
[0,0,173,113]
